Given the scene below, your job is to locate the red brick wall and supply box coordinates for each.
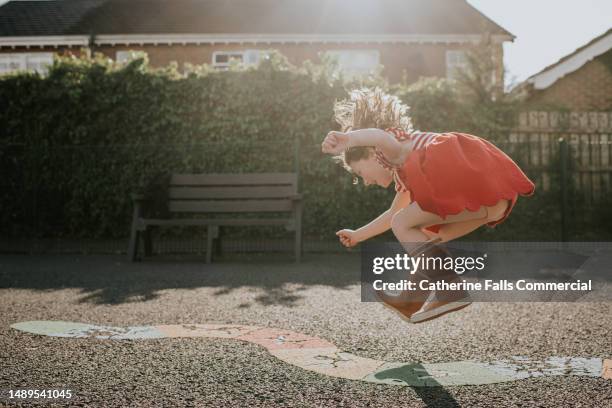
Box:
[94,42,503,86]
[527,52,612,111]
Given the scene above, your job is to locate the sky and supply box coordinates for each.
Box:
[467,0,612,88]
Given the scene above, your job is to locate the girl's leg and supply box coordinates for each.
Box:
[391,202,487,253]
[425,217,489,242]
[434,199,509,242]
[390,199,510,323]
[392,200,510,247]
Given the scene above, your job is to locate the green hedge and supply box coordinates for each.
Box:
[1,51,607,243]
[0,52,398,241]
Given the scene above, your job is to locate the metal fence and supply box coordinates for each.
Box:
[511,111,612,200]
[505,111,612,241]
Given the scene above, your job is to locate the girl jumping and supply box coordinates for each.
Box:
[321,88,535,323]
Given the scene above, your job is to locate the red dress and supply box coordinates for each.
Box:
[377,127,535,233]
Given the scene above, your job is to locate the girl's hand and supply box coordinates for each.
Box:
[336,229,360,248]
[322,131,350,155]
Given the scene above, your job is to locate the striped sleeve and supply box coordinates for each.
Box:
[410,132,438,150]
[376,127,411,170]
[393,170,409,193]
[381,127,435,194]
[384,127,411,142]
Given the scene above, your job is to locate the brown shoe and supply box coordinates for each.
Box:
[409,247,472,323]
[374,239,442,321]
[375,287,429,322]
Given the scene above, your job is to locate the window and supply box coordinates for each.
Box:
[0,53,53,74]
[0,54,24,73]
[212,50,270,69]
[116,50,147,63]
[446,50,469,80]
[323,50,380,77]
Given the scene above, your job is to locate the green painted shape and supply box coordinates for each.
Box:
[365,361,513,387]
[11,321,166,339]
[108,326,165,340]
[476,356,604,379]
[11,321,96,338]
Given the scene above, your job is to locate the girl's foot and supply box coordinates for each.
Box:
[409,289,472,323]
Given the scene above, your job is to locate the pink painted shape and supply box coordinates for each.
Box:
[156,324,258,339]
[236,327,335,350]
[603,359,612,380]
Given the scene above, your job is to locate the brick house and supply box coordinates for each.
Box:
[518,28,612,111]
[0,0,513,85]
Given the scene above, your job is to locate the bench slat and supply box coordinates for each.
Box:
[169,186,296,199]
[169,199,293,213]
[170,173,297,187]
[142,218,290,227]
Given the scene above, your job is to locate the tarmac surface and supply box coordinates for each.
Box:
[1,252,611,407]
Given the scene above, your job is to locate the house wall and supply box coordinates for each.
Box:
[527,52,612,111]
[94,42,503,85]
[0,42,505,86]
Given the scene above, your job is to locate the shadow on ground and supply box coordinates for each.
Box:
[0,252,361,306]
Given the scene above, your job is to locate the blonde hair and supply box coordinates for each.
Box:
[332,87,413,177]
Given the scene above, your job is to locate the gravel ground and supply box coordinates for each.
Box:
[0,253,611,407]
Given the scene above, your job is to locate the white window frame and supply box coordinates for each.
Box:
[0,52,53,75]
[212,49,270,69]
[115,50,147,63]
[323,49,381,77]
[446,50,469,80]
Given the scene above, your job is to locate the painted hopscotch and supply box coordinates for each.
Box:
[11,321,612,387]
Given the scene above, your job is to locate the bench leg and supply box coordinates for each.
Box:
[128,222,141,262]
[206,225,219,264]
[215,227,223,256]
[295,231,302,263]
[294,204,303,263]
[143,228,153,257]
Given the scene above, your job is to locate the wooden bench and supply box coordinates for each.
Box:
[128,173,303,263]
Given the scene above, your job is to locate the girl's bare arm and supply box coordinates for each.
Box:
[347,128,407,165]
[354,190,412,242]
